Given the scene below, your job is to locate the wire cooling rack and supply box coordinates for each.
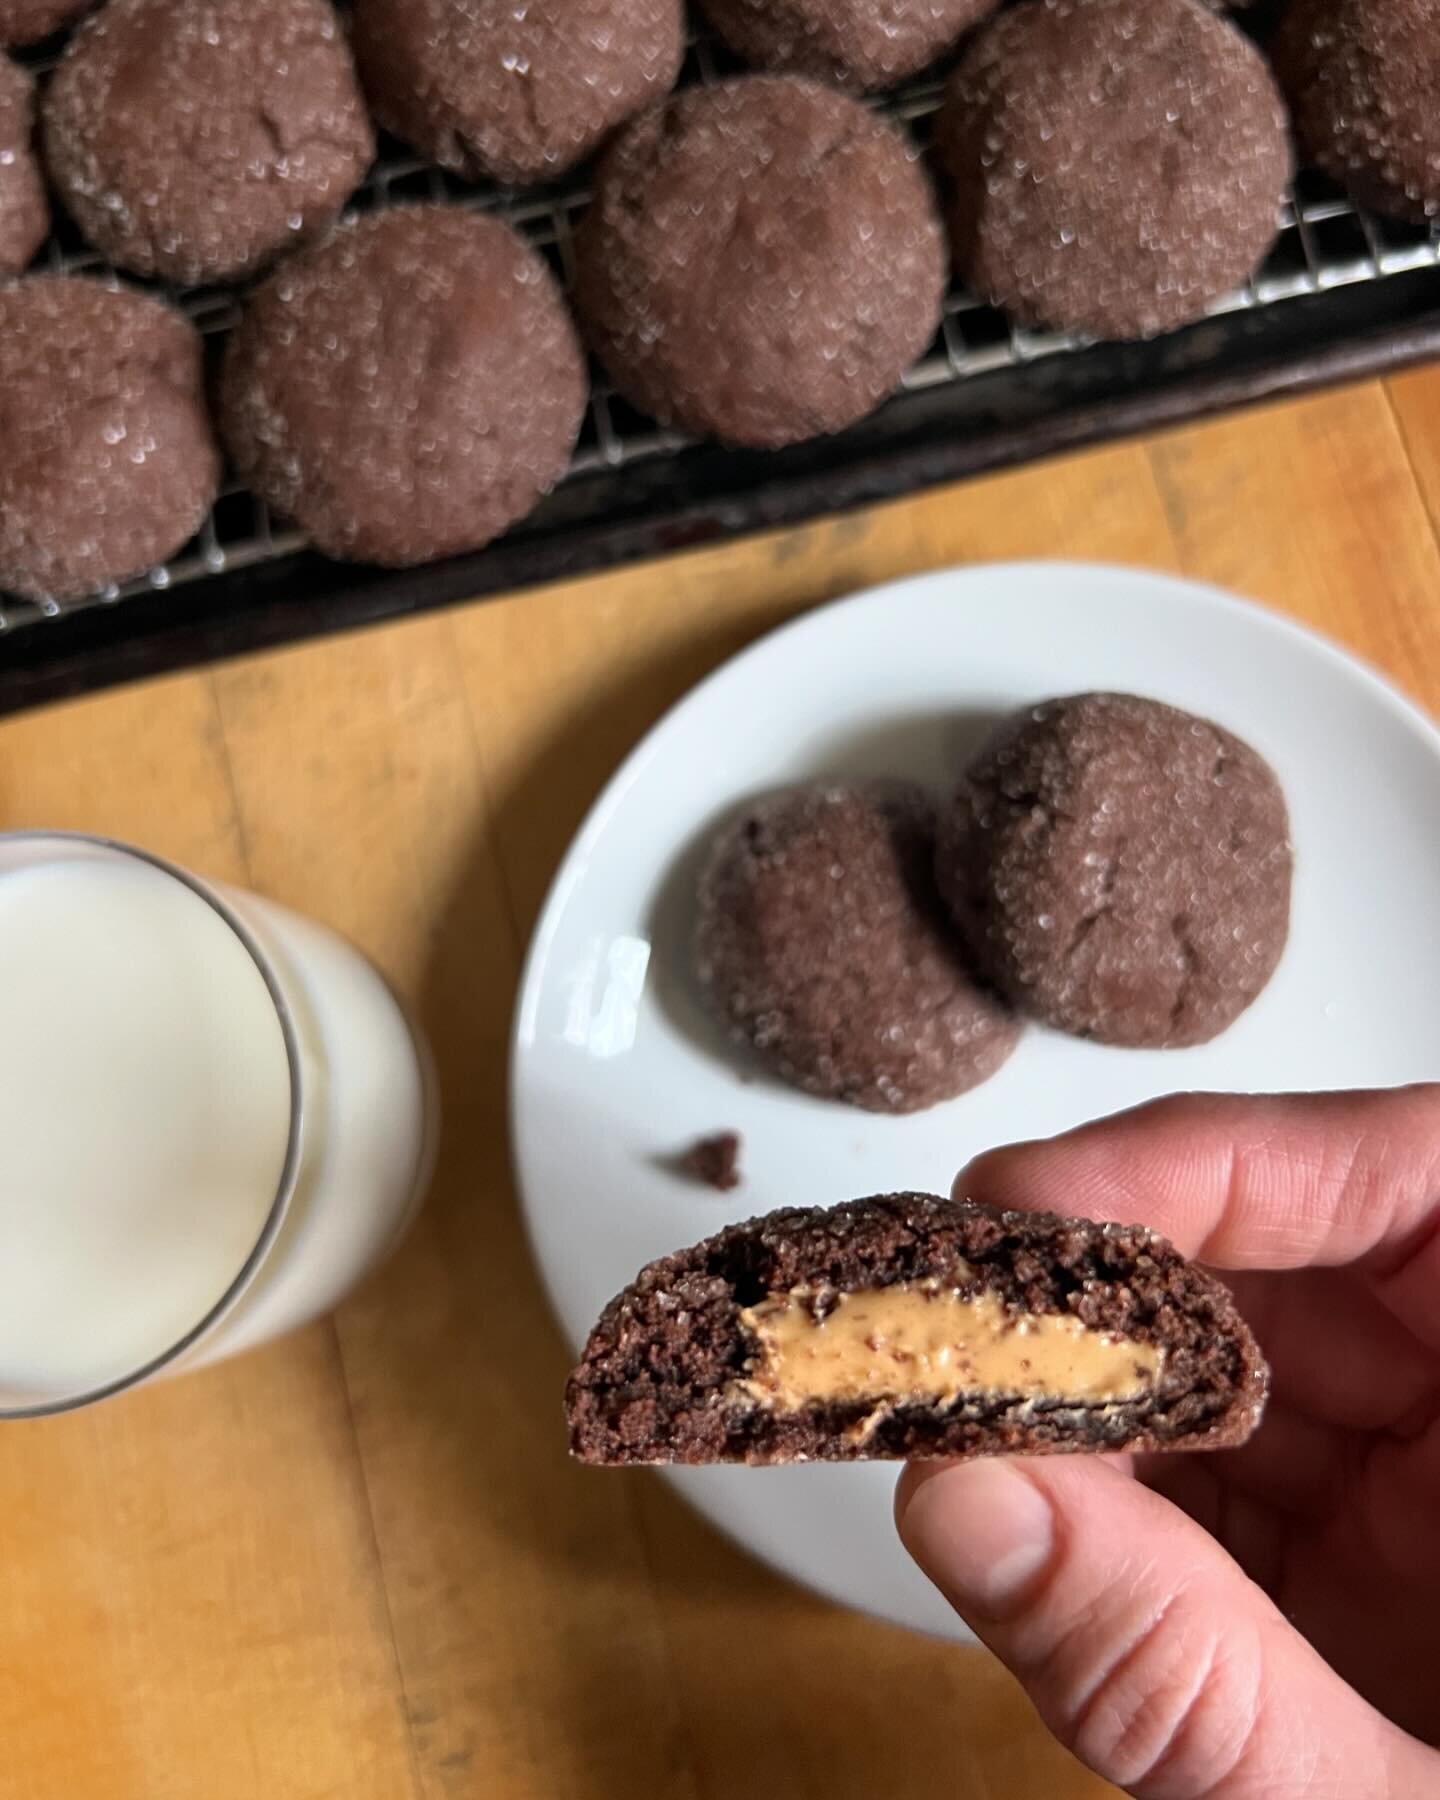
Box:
[5,23,1440,698]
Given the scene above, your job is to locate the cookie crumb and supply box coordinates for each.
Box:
[678,1132,742,1192]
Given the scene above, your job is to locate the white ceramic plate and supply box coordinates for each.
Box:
[511,562,1440,1639]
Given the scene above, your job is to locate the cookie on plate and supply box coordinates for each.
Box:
[695,781,1020,1112]
[935,693,1292,1048]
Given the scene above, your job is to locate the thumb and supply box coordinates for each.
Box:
[895,1458,1425,1799]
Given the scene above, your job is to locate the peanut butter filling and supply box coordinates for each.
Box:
[734,1279,1163,1411]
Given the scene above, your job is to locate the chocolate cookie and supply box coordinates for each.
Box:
[933,0,1291,340]
[575,77,944,448]
[0,53,46,274]
[219,205,585,567]
[43,0,373,285]
[1272,0,1440,225]
[0,0,92,47]
[352,0,683,187]
[696,0,999,90]
[567,1194,1269,1464]
[936,694,1292,1048]
[0,276,220,603]
[695,782,1019,1112]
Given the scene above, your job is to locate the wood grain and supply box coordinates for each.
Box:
[1387,365,1440,578]
[1147,385,1440,713]
[0,379,1436,1800]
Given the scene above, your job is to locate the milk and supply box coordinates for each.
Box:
[195,887,435,1367]
[0,836,434,1414]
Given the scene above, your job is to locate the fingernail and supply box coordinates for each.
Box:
[898,1462,1055,1618]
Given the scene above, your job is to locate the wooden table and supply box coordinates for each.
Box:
[4,372,1440,1800]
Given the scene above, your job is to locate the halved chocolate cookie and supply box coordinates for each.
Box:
[567,1194,1268,1465]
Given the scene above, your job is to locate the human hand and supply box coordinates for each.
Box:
[895,1085,1440,1798]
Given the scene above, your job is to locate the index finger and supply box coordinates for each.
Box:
[957,1086,1440,1346]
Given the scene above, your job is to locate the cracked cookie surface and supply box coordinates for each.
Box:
[573,74,944,449]
[696,0,999,91]
[0,52,46,275]
[936,693,1292,1047]
[695,780,1020,1112]
[43,0,373,285]
[353,0,682,188]
[0,275,220,602]
[219,205,585,566]
[932,0,1291,340]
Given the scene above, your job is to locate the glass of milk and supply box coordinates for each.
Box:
[0,832,438,1418]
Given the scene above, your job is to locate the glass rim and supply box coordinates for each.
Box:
[0,829,305,1422]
